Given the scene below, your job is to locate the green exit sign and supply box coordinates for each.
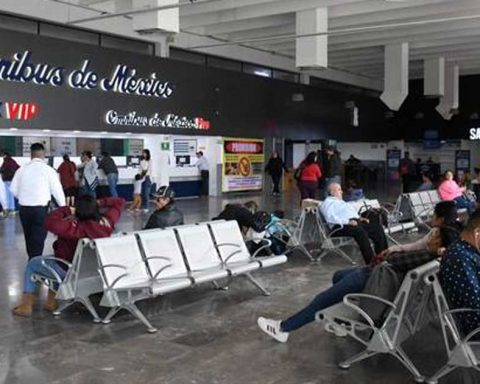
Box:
[161,142,170,150]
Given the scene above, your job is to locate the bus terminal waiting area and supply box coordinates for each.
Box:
[1,192,480,384]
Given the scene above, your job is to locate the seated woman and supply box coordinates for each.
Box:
[439,209,480,336]
[416,172,434,192]
[257,201,460,343]
[439,170,476,214]
[12,195,125,317]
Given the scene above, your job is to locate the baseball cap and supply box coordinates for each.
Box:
[153,185,176,200]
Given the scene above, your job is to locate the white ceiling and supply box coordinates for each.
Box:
[1,0,480,90]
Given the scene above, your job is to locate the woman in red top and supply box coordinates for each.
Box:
[298,152,322,200]
[12,195,125,317]
[57,154,78,207]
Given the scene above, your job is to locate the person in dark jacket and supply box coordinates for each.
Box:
[399,151,416,193]
[144,186,184,229]
[321,146,342,199]
[98,152,119,197]
[214,201,258,234]
[265,151,288,196]
[12,195,125,317]
[0,152,20,215]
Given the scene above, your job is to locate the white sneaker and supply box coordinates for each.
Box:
[142,209,149,213]
[257,317,289,343]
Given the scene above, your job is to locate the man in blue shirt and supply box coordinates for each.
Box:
[440,210,480,336]
[320,183,387,263]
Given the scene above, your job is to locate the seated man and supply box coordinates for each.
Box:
[439,209,480,336]
[144,186,184,229]
[258,201,460,343]
[320,183,388,264]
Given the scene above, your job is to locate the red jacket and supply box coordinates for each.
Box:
[45,197,125,263]
[300,163,322,182]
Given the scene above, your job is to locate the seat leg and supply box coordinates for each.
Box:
[339,349,378,369]
[77,297,102,323]
[52,299,74,317]
[124,303,157,333]
[426,364,458,384]
[102,306,121,324]
[334,248,356,265]
[392,346,424,382]
[245,273,270,296]
[212,280,229,291]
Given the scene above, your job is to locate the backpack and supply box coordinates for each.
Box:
[359,263,402,326]
[251,211,271,233]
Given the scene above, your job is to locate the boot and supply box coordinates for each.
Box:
[43,290,58,312]
[12,293,36,317]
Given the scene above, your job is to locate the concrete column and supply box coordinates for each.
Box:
[295,8,327,68]
[155,36,170,58]
[380,43,409,111]
[436,63,459,120]
[133,0,179,34]
[424,57,445,97]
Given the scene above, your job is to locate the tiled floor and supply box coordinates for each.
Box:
[0,186,478,384]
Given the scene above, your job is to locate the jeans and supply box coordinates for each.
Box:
[454,195,476,214]
[322,176,342,199]
[281,267,371,332]
[23,256,66,293]
[200,170,209,196]
[4,181,15,210]
[141,176,152,209]
[271,174,281,194]
[299,181,317,199]
[19,205,49,259]
[106,173,119,198]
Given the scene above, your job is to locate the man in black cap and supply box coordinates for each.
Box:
[144,185,184,229]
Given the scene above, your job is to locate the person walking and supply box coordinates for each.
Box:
[10,143,66,260]
[265,151,288,196]
[57,154,77,206]
[98,151,119,197]
[140,149,153,212]
[0,152,20,216]
[298,152,322,200]
[195,151,209,197]
[399,151,415,193]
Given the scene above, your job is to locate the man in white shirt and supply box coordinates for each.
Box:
[195,151,209,197]
[10,143,66,259]
[320,183,387,264]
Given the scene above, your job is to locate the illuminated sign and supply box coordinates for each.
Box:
[224,140,263,154]
[0,51,174,99]
[0,100,39,121]
[469,128,480,140]
[105,110,210,130]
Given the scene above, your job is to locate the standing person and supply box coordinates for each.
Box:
[0,152,20,216]
[12,195,125,317]
[129,174,144,212]
[322,146,342,199]
[140,149,153,212]
[98,152,119,198]
[78,151,98,198]
[265,151,288,196]
[298,152,322,200]
[57,154,77,207]
[195,151,209,197]
[399,151,415,193]
[10,143,66,260]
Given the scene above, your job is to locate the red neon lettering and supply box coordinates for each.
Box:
[5,102,20,119]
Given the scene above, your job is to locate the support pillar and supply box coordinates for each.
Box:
[296,8,327,68]
[380,43,409,111]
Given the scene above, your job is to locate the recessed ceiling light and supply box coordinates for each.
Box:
[73,130,81,133]
[101,131,108,134]
[125,132,132,135]
[42,129,51,132]
[9,127,18,131]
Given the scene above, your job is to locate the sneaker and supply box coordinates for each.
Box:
[142,209,149,213]
[324,322,348,337]
[257,317,289,343]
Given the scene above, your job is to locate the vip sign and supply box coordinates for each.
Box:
[0,101,40,121]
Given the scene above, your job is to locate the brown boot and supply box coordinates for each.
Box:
[43,290,58,312]
[12,293,36,317]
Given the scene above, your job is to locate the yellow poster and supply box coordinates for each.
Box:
[222,138,265,192]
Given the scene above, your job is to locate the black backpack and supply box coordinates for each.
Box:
[251,211,271,232]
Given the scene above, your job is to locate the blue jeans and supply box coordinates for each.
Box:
[141,176,152,209]
[454,195,476,214]
[107,173,118,198]
[4,181,15,210]
[280,266,371,332]
[23,256,66,293]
